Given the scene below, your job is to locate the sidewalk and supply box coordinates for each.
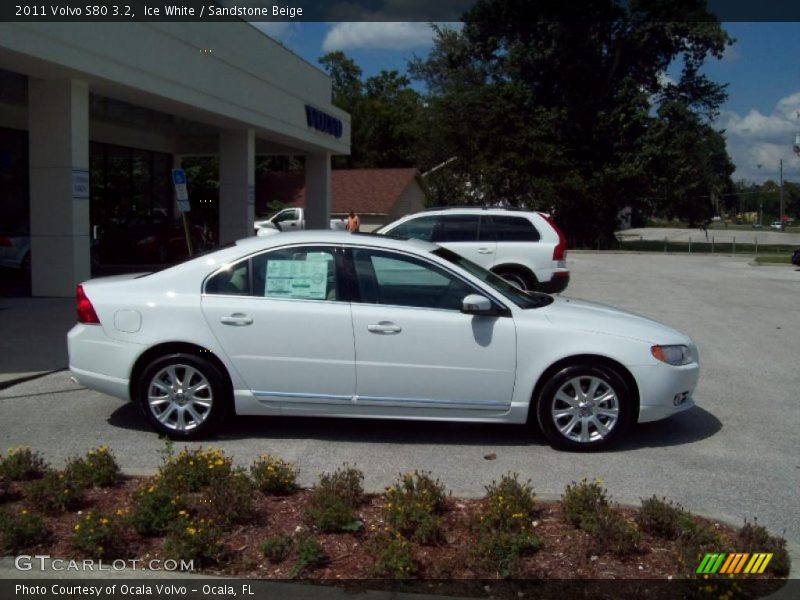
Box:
[0,298,73,386]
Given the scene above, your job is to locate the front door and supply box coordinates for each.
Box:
[348,247,516,411]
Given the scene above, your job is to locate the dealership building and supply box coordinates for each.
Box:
[0,22,351,296]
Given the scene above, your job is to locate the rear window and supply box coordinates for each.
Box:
[435,215,480,242]
[489,216,540,242]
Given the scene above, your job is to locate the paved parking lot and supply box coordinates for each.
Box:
[1,252,798,550]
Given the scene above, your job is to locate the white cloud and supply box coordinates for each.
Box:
[718,91,800,182]
[251,22,296,42]
[322,22,436,52]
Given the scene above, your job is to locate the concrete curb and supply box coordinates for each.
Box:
[0,369,64,391]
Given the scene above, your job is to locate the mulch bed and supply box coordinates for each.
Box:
[2,475,785,589]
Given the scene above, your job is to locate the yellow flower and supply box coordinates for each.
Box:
[215,459,224,466]
[115,509,125,516]
[74,524,80,531]
[100,518,109,525]
[178,510,188,516]
[20,509,28,515]
[186,527,197,536]
[148,485,156,493]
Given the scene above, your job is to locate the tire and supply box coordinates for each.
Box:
[495,267,535,291]
[535,364,633,451]
[136,352,232,439]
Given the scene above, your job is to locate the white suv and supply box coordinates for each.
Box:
[375,208,569,293]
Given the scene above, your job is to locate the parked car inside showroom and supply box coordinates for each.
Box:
[374,207,569,293]
[68,231,699,451]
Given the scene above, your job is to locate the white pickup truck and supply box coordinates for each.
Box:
[255,207,345,236]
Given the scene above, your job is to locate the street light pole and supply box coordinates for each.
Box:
[779,158,784,230]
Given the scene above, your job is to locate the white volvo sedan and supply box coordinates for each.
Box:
[68,231,699,451]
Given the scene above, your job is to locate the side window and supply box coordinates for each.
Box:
[205,260,250,296]
[274,209,298,224]
[436,215,480,242]
[252,246,338,301]
[491,216,541,242]
[352,248,476,311]
[388,215,439,242]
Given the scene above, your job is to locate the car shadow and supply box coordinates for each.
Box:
[107,403,722,450]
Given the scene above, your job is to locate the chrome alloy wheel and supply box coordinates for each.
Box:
[551,375,620,444]
[147,364,213,432]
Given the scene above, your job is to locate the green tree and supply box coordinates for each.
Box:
[319,52,425,169]
[410,0,733,246]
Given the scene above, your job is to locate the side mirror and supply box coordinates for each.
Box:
[462,294,494,315]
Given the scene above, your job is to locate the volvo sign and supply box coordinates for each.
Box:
[305,105,343,138]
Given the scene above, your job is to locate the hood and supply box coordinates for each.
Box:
[542,297,691,345]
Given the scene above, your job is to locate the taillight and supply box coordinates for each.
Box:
[0,236,12,247]
[540,213,567,262]
[76,285,100,325]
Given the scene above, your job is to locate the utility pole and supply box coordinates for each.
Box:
[779,159,784,230]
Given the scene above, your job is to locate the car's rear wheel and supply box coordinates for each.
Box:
[137,353,231,439]
[495,267,535,291]
[536,364,633,451]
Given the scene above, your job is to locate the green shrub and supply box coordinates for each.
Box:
[159,447,233,493]
[64,446,121,488]
[368,532,418,578]
[305,464,364,533]
[384,471,447,544]
[482,473,537,534]
[0,448,47,481]
[250,454,298,495]
[562,478,610,532]
[128,476,187,536]
[164,515,224,567]
[637,496,688,540]
[0,508,48,552]
[317,464,363,506]
[70,511,127,559]
[737,520,790,577]
[197,470,255,528]
[26,470,86,514]
[471,529,542,578]
[0,475,11,504]
[676,518,724,573]
[592,510,641,556]
[259,533,293,563]
[287,534,327,579]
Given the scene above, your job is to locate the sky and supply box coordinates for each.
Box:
[253,21,800,184]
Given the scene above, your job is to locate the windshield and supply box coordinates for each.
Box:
[433,247,554,309]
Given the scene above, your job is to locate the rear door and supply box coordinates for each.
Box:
[433,214,497,269]
[201,245,355,405]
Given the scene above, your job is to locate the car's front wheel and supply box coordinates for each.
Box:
[535,364,633,451]
[137,353,231,439]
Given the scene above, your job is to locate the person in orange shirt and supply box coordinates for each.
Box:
[346,211,360,233]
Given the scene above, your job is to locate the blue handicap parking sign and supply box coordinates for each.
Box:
[172,169,187,185]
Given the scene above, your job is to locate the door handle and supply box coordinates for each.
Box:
[220,313,253,326]
[477,247,494,254]
[367,321,402,334]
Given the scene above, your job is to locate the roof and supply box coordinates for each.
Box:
[256,168,423,215]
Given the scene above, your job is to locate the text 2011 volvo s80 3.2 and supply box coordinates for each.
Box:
[68,231,699,451]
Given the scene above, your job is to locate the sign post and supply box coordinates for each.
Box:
[172,168,192,257]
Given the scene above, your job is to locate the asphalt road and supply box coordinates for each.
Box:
[1,252,798,549]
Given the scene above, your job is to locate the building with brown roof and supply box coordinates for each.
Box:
[256,168,428,231]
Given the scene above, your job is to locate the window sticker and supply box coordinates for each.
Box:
[266,260,328,300]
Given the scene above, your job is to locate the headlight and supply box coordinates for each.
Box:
[651,345,693,366]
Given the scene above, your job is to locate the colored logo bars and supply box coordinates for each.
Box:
[696,553,773,575]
